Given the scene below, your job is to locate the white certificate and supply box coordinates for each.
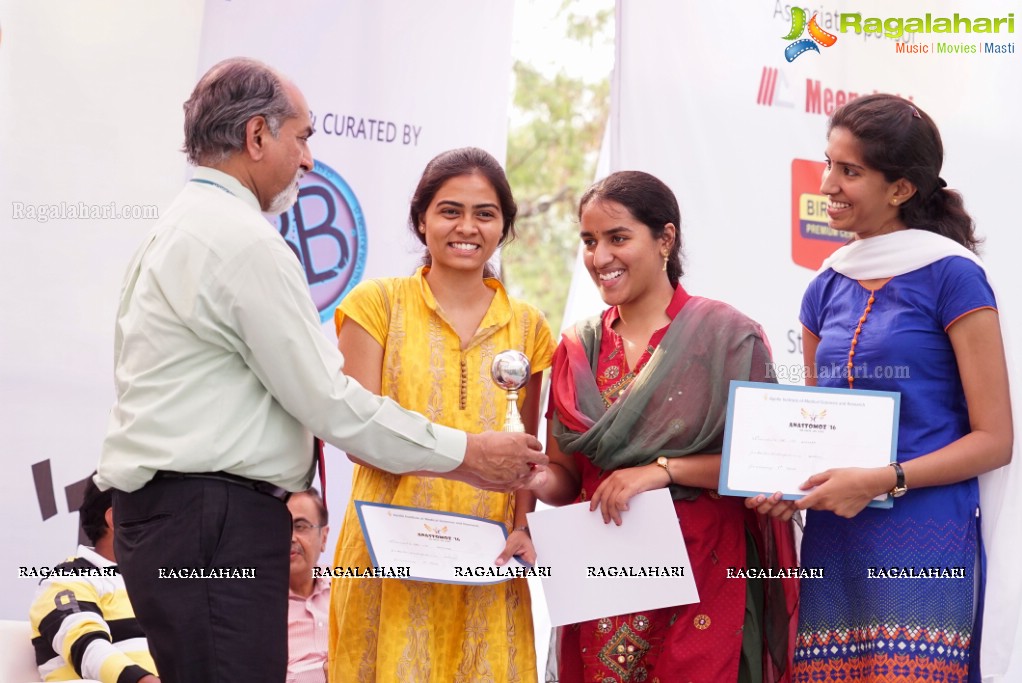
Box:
[719,381,900,508]
[527,488,699,627]
[354,501,530,585]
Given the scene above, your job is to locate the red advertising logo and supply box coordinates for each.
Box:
[791,159,850,269]
[757,67,780,106]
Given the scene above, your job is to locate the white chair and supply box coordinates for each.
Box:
[0,619,103,683]
[0,619,42,683]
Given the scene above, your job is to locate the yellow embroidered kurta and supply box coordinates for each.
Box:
[329,267,553,683]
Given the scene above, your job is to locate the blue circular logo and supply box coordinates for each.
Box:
[276,160,367,323]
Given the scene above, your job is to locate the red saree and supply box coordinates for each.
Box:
[549,288,798,683]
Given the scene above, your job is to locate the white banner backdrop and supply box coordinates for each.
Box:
[0,0,207,621]
[0,0,514,623]
[556,0,1020,679]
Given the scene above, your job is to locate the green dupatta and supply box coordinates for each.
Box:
[549,296,775,500]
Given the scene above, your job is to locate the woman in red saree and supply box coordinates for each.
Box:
[531,171,797,683]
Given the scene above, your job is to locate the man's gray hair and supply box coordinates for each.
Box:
[182,57,297,165]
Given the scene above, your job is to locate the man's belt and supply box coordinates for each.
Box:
[153,471,291,502]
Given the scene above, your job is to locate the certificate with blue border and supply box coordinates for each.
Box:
[354,501,530,585]
[718,381,900,509]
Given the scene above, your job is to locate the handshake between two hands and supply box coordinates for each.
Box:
[454,430,891,521]
[453,431,549,492]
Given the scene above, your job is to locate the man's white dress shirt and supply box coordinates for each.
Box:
[97,167,465,492]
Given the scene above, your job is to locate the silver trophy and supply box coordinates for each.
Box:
[491,350,531,433]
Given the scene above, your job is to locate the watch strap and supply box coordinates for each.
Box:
[889,462,907,496]
[656,456,675,485]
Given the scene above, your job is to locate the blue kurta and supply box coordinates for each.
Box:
[793,256,996,683]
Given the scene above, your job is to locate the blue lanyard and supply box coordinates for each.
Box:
[189,178,236,197]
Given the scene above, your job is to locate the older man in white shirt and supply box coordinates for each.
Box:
[97,57,545,683]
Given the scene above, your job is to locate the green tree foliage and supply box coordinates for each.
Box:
[501,2,612,334]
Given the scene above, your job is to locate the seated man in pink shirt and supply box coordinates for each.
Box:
[287,488,330,683]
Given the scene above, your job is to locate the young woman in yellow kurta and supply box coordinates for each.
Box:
[328,147,553,683]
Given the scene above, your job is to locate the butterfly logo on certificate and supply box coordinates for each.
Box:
[801,408,828,423]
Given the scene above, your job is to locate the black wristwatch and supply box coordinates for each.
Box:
[889,462,907,498]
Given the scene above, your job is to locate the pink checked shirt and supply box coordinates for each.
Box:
[287,576,330,683]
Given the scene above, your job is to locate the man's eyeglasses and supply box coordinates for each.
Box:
[292,520,324,535]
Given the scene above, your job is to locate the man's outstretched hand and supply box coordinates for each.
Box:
[451,431,548,492]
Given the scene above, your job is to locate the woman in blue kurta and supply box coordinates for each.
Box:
[750,95,1013,682]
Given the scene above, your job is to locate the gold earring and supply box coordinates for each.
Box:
[661,252,668,271]
[892,199,899,205]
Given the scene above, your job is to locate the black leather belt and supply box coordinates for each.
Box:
[153,471,291,502]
